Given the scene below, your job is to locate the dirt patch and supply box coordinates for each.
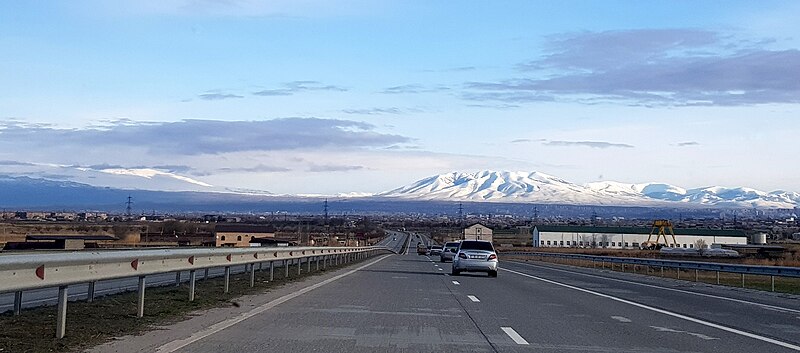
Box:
[0,256,373,353]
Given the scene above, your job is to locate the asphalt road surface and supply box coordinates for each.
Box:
[90,247,800,353]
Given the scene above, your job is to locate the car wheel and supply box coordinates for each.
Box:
[488,270,498,278]
[451,268,460,276]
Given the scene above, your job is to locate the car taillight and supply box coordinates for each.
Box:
[458,253,468,259]
[488,254,497,260]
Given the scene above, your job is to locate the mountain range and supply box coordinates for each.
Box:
[0,169,797,210]
[380,171,800,209]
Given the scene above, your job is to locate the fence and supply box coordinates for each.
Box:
[506,251,800,291]
[0,245,390,338]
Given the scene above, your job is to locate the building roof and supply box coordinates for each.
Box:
[533,225,747,237]
[464,222,491,229]
[214,224,276,233]
[26,234,118,241]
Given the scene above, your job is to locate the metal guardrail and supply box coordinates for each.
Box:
[504,251,800,285]
[0,245,390,338]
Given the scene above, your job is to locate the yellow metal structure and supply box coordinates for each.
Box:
[643,220,677,249]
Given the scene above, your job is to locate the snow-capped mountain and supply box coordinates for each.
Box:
[381,171,799,208]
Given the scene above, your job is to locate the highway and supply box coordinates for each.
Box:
[89,238,800,353]
[0,232,408,313]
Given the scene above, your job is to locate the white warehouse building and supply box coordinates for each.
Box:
[533,225,747,249]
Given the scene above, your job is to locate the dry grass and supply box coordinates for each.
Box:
[500,246,800,267]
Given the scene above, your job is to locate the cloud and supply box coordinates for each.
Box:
[198,92,244,100]
[341,107,424,115]
[217,164,291,173]
[0,160,36,166]
[381,84,450,94]
[0,118,410,155]
[463,29,800,106]
[543,140,634,148]
[253,81,347,96]
[307,164,364,172]
[676,141,700,147]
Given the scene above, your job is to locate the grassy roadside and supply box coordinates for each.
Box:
[0,256,377,353]
[507,255,800,295]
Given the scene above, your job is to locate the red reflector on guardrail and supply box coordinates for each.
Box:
[188,256,195,265]
[36,265,45,280]
[131,259,139,270]
[226,254,232,262]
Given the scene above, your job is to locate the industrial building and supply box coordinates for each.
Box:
[533,225,747,249]
[214,224,276,247]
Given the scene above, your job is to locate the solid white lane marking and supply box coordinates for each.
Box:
[156,255,391,353]
[452,281,460,285]
[502,267,800,352]
[468,295,480,302]
[501,327,529,345]
[508,260,800,315]
[611,316,632,323]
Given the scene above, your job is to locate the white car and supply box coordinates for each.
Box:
[451,240,498,277]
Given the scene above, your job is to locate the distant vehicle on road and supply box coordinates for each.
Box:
[452,240,498,277]
[440,241,460,262]
[429,245,443,256]
[417,243,428,255]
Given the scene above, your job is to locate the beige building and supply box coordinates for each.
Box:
[214,224,275,247]
[463,223,493,242]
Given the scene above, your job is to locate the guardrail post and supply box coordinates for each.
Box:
[204,268,209,280]
[771,276,775,292]
[660,266,664,277]
[284,260,289,278]
[716,271,720,285]
[741,273,745,288]
[249,264,255,287]
[87,281,96,303]
[297,258,301,276]
[137,276,146,318]
[56,285,68,338]
[677,268,680,279]
[13,291,22,316]
[189,270,196,301]
[175,271,181,287]
[224,266,231,293]
[694,269,698,282]
[316,256,320,271]
[270,261,275,281]
[307,256,312,272]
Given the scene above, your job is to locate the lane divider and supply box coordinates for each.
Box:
[502,267,800,352]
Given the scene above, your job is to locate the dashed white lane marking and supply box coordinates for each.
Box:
[651,326,719,340]
[438,268,443,271]
[155,255,391,353]
[502,267,800,352]
[468,295,480,302]
[501,327,529,345]
[611,316,632,323]
[452,281,460,285]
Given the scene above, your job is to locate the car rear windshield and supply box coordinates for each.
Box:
[445,242,460,248]
[459,241,494,251]
[432,246,442,249]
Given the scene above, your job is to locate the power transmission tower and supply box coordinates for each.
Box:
[125,195,133,217]
[323,198,329,225]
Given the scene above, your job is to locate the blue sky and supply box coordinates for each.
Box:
[1,0,799,194]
